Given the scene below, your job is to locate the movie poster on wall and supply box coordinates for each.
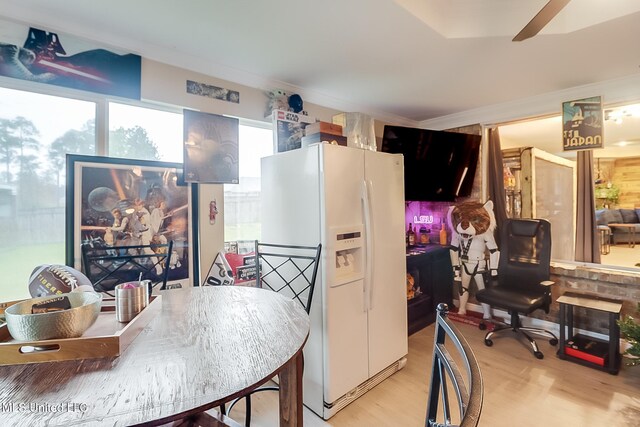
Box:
[65,155,198,288]
[0,18,141,99]
[562,96,603,151]
[183,109,239,184]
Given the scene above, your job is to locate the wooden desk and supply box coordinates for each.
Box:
[0,286,309,426]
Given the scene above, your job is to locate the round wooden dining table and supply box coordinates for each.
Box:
[0,286,310,426]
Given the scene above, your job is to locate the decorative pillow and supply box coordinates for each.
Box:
[595,209,607,226]
[620,209,639,224]
[607,209,623,224]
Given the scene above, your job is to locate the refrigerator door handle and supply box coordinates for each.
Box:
[366,179,375,310]
[362,179,374,312]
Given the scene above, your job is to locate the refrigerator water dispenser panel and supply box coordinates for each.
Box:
[330,226,364,287]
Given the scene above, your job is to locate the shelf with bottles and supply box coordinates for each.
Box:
[407,223,448,248]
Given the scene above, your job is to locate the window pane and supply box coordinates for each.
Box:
[108,102,183,162]
[224,125,273,243]
[0,87,96,302]
[535,158,574,261]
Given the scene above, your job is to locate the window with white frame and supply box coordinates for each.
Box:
[0,83,274,302]
[108,102,183,162]
[0,86,96,302]
[223,123,273,248]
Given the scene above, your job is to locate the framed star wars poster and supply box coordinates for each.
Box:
[65,154,199,288]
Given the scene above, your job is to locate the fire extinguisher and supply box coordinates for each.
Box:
[209,199,218,225]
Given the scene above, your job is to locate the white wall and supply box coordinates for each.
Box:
[140,59,345,282]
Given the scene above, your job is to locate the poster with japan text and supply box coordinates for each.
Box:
[562,96,603,151]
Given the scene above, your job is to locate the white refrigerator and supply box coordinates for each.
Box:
[261,144,408,419]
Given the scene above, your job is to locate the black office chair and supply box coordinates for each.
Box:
[81,241,174,293]
[427,304,483,427]
[224,240,322,426]
[475,219,558,359]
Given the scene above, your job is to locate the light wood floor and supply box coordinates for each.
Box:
[225,321,640,427]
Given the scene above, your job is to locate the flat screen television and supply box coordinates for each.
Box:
[381,125,481,201]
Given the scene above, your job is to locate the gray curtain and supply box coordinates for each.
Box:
[487,127,508,243]
[575,150,601,263]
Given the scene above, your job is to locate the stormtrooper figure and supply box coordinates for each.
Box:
[447,200,500,319]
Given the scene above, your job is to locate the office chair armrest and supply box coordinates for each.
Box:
[484,275,499,288]
[540,280,554,314]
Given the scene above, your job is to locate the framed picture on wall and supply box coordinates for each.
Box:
[65,155,199,288]
[562,96,603,151]
[183,109,239,184]
[0,18,141,99]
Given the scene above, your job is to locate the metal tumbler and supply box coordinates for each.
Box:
[115,282,148,323]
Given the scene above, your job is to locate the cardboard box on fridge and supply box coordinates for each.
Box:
[271,109,316,153]
[305,121,343,137]
[301,132,347,148]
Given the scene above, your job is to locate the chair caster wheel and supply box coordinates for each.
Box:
[484,339,493,347]
[479,322,487,331]
[534,351,544,359]
[549,338,558,346]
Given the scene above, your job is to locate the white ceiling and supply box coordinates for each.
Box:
[1,0,640,152]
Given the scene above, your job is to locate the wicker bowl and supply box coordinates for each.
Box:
[5,292,102,341]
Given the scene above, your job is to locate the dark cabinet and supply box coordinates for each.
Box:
[406,245,454,335]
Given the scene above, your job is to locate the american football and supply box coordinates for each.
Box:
[28,264,94,297]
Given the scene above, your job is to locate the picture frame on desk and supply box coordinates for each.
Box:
[65,154,199,288]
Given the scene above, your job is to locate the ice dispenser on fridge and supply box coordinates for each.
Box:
[330,225,364,287]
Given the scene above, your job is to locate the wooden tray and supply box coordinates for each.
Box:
[0,294,162,366]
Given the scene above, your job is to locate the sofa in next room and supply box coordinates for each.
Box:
[595,208,640,244]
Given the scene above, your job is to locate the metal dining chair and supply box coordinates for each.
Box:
[223,240,322,426]
[81,240,173,293]
[426,303,484,427]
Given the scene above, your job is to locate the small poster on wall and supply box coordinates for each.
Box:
[183,110,239,184]
[562,96,603,151]
[0,18,141,99]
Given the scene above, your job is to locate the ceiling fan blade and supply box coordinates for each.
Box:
[513,0,571,42]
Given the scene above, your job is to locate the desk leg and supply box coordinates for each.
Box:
[567,305,574,338]
[609,312,620,374]
[278,352,304,427]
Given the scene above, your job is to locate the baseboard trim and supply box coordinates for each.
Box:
[322,357,407,419]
